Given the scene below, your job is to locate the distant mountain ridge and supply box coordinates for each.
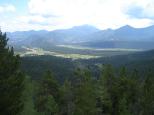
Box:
[8,25,99,45]
[7,24,154,49]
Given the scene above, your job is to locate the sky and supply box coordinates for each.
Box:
[0,0,154,32]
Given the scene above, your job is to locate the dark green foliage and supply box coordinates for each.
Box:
[141,70,154,115]
[34,71,60,115]
[80,49,154,74]
[118,70,140,115]
[31,63,154,115]
[21,77,37,115]
[21,56,75,82]
[119,97,131,115]
[20,49,154,83]
[60,80,74,115]
[73,69,98,115]
[98,65,117,115]
[98,65,142,115]
[0,30,25,115]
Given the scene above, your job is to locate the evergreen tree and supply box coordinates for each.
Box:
[45,95,59,115]
[21,77,37,115]
[119,96,131,115]
[117,68,132,115]
[119,66,127,78]
[99,64,117,115]
[141,70,154,115]
[73,69,98,115]
[60,80,74,115]
[34,71,59,115]
[129,69,141,115]
[0,30,25,114]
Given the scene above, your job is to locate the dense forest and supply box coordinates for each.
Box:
[1,31,154,115]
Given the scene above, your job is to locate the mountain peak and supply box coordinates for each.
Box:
[121,25,134,29]
[116,25,135,32]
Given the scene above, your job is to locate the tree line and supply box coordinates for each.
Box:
[0,31,154,115]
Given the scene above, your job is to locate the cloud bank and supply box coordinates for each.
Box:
[0,0,154,31]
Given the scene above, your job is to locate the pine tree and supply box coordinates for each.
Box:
[129,69,141,115]
[21,77,37,115]
[60,80,74,115]
[141,70,154,115]
[73,69,98,115]
[118,68,131,115]
[119,97,131,115]
[34,71,59,115]
[0,30,25,114]
[118,68,141,115]
[45,95,59,115]
[99,64,116,115]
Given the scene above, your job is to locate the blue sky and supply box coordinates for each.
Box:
[0,0,154,32]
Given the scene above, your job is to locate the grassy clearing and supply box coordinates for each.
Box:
[17,46,100,59]
[15,45,141,59]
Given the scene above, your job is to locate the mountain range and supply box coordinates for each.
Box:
[7,24,154,49]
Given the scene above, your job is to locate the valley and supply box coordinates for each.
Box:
[16,46,100,59]
[15,45,140,59]
[10,24,154,80]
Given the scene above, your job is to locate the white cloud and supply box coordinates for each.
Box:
[27,0,154,30]
[18,15,46,24]
[0,4,16,13]
[0,15,63,32]
[28,0,128,29]
[135,0,154,17]
[126,0,154,19]
[1,0,154,32]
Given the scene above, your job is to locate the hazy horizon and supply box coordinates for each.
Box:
[5,24,154,33]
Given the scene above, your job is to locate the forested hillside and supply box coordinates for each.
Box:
[21,56,76,82]
[21,49,154,82]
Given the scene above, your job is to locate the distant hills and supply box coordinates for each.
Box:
[7,24,154,49]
